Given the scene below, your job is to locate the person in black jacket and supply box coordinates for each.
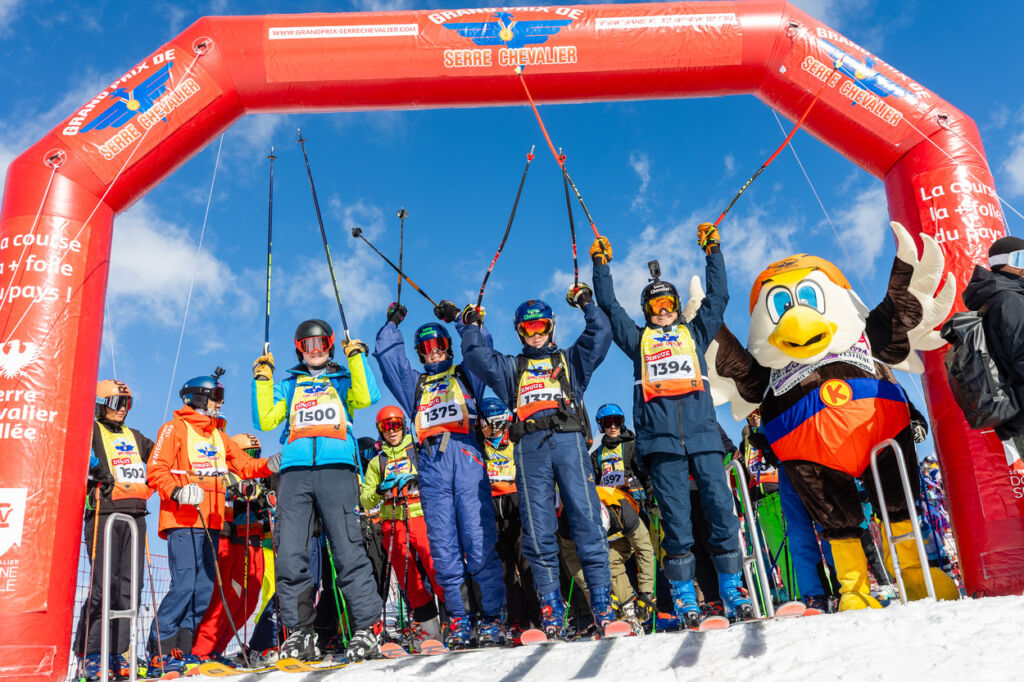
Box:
[76,380,154,680]
[962,236,1024,460]
[591,403,653,510]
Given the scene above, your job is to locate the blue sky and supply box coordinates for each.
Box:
[2,0,1024,548]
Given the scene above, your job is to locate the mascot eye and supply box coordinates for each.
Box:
[767,287,793,324]
[796,281,825,313]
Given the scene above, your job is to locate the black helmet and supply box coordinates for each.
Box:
[641,280,680,320]
[294,319,335,361]
[180,368,226,412]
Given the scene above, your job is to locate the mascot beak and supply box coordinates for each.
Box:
[768,306,838,359]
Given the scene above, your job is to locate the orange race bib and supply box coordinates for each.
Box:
[288,374,348,443]
[639,326,704,402]
[98,421,149,501]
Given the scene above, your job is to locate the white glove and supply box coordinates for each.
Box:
[172,483,204,506]
[266,452,282,473]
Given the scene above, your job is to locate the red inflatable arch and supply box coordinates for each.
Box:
[0,1,1016,677]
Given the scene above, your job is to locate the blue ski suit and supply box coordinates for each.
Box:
[461,301,613,597]
[593,251,741,582]
[373,320,504,618]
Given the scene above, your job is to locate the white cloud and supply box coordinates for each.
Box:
[788,0,870,29]
[0,0,23,35]
[723,154,736,176]
[225,114,289,166]
[1002,128,1024,198]
[832,184,889,276]
[628,151,651,212]
[108,200,240,326]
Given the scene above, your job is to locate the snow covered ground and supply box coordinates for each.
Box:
[252,596,1023,681]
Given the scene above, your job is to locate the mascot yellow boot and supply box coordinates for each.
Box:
[882,520,960,601]
[831,537,882,611]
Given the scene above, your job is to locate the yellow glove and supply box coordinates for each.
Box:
[590,236,612,264]
[697,222,720,255]
[343,338,369,358]
[461,304,485,326]
[252,353,274,381]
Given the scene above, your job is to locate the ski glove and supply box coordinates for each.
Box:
[266,452,282,473]
[172,483,204,506]
[343,338,369,358]
[253,353,275,381]
[566,283,593,308]
[697,222,720,255]
[461,304,485,326]
[590,236,612,264]
[236,479,260,500]
[393,473,416,490]
[377,473,399,494]
[434,300,460,323]
[911,417,928,444]
[387,302,407,325]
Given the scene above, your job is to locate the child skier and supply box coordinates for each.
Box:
[478,397,541,634]
[591,403,653,511]
[373,302,506,649]
[359,405,444,651]
[460,290,617,639]
[591,224,753,628]
[147,371,278,674]
[251,319,383,662]
[77,380,154,681]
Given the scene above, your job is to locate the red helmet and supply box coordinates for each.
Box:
[375,405,405,433]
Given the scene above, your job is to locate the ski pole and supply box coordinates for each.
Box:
[476,146,534,309]
[197,506,252,669]
[79,494,102,675]
[652,512,659,634]
[144,535,164,669]
[515,68,607,257]
[350,227,438,307]
[562,577,575,632]
[324,538,351,645]
[243,497,251,650]
[402,497,413,629]
[380,511,397,633]
[560,154,579,289]
[264,147,276,356]
[712,63,837,228]
[396,209,407,306]
[296,129,352,343]
[267,496,286,647]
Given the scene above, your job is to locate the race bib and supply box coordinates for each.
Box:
[644,352,697,382]
[289,375,348,443]
[601,470,626,487]
[418,399,462,430]
[114,462,146,484]
[293,400,343,429]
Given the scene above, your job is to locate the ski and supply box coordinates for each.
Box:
[380,642,409,659]
[275,656,348,673]
[696,615,730,631]
[600,620,633,638]
[520,628,554,646]
[419,639,447,655]
[773,601,807,618]
[196,660,276,677]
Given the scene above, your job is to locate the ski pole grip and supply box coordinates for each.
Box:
[351,227,363,238]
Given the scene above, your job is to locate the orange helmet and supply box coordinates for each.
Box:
[375,405,406,433]
[231,433,262,455]
[95,379,132,418]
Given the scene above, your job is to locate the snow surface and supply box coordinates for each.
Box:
[251,596,1023,681]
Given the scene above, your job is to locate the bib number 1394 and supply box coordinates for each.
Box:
[647,358,694,379]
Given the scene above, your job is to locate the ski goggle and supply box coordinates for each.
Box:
[485,414,511,430]
[377,418,404,433]
[295,335,333,353]
[990,250,1024,270]
[183,385,225,402]
[517,319,553,338]
[96,395,132,412]
[598,414,624,429]
[416,337,451,357]
[645,295,679,315]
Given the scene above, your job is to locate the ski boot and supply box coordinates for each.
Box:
[148,649,186,676]
[408,617,442,653]
[668,579,701,629]
[618,597,646,636]
[279,626,321,661]
[538,590,566,640]
[477,612,507,647]
[701,599,724,618]
[79,653,108,681]
[636,592,656,625]
[589,585,618,636]
[179,652,202,673]
[803,594,834,614]
[718,573,754,621]
[246,647,279,668]
[346,620,384,661]
[882,520,960,601]
[445,615,473,650]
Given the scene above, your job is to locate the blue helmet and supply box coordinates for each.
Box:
[514,299,555,341]
[180,368,226,411]
[413,322,452,363]
[479,397,512,421]
[595,403,624,425]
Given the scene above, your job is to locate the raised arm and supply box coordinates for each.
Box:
[691,248,728,348]
[456,318,493,401]
[460,323,517,407]
[373,321,421,416]
[592,251,642,355]
[566,299,612,393]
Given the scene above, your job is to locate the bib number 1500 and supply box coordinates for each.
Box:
[296,404,340,426]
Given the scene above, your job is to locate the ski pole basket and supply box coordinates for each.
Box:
[869,439,936,604]
[100,513,141,682]
[727,459,775,618]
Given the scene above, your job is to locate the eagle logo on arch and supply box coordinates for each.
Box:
[80,62,174,134]
[442,12,572,49]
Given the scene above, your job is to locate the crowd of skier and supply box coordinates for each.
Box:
[78,222,966,679]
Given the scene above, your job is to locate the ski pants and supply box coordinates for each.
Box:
[75,513,146,657]
[192,535,264,656]
[778,466,831,598]
[382,515,443,614]
[560,521,656,606]
[149,527,216,654]
[415,433,504,618]
[493,492,541,628]
[515,429,611,597]
[649,450,741,582]
[275,465,382,630]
